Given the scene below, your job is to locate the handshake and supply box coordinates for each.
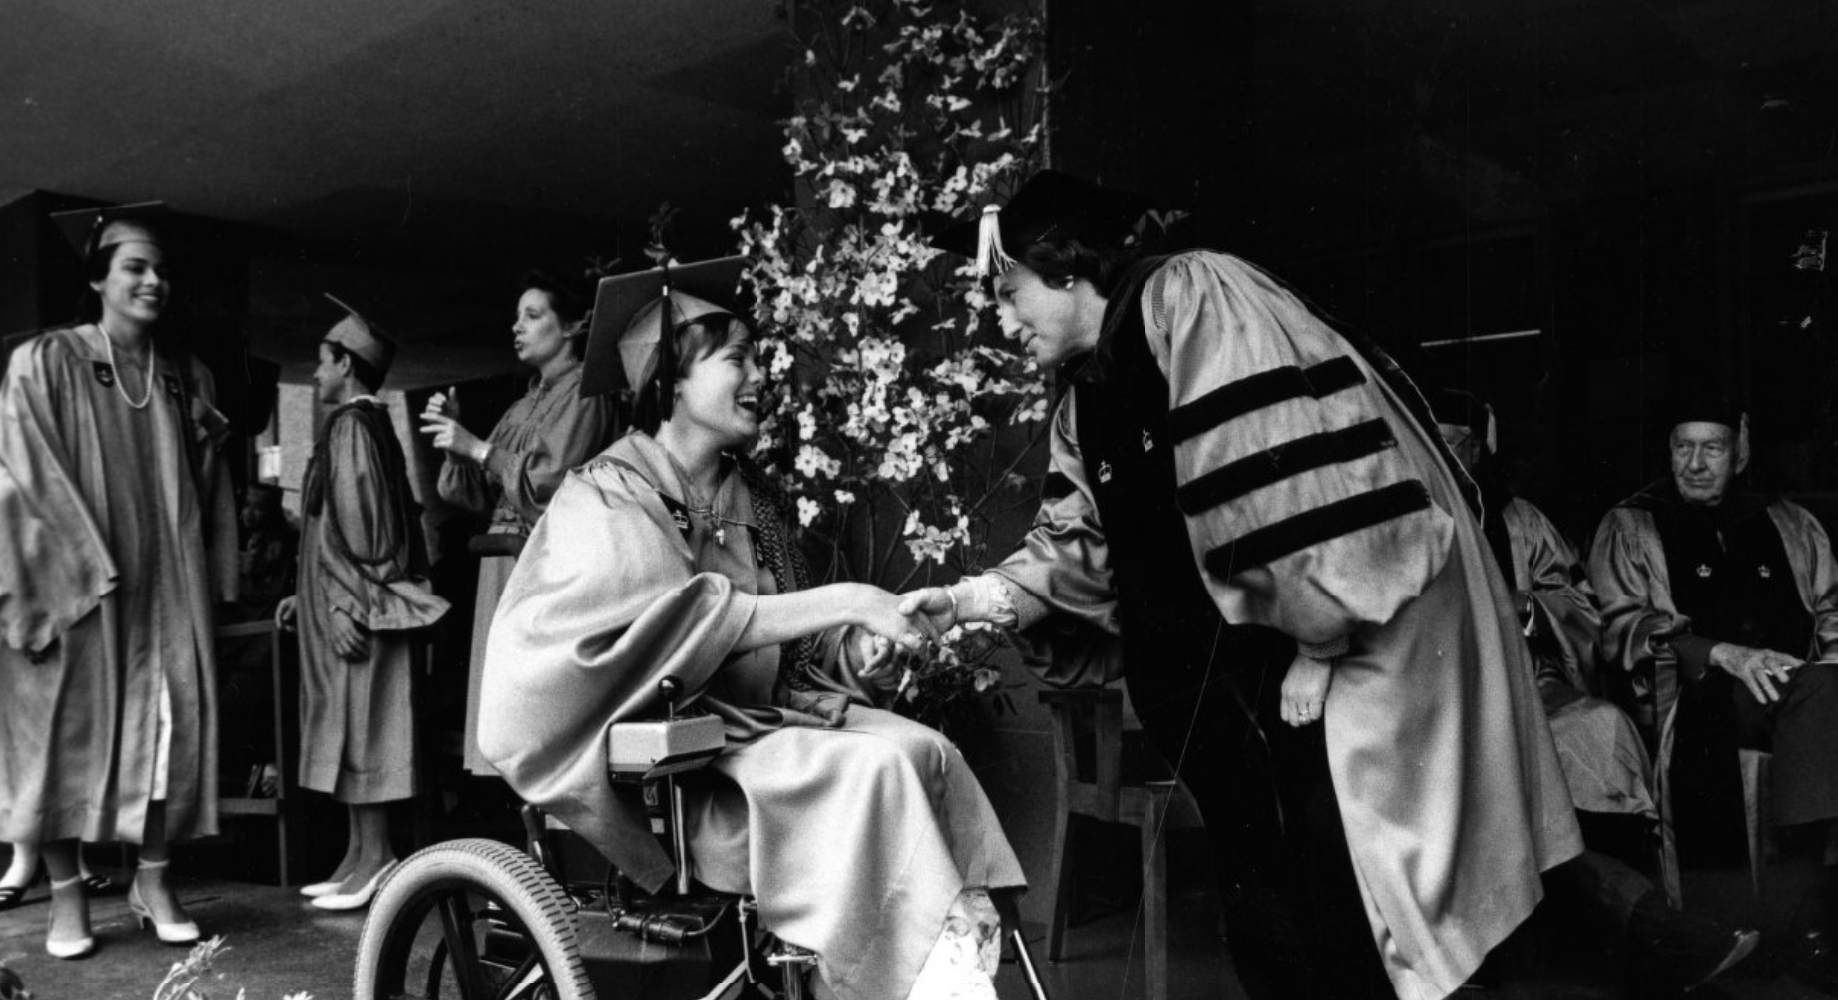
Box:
[844,583,974,686]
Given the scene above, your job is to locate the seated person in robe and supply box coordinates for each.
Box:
[476,257,1026,1000]
[1433,388,1756,990]
[1590,397,1838,989]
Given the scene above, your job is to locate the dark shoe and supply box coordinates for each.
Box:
[0,886,25,912]
[1627,891,1759,993]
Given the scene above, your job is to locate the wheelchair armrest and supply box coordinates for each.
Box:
[608,716,726,782]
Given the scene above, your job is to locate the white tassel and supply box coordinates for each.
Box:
[1483,402,1498,455]
[973,205,1015,278]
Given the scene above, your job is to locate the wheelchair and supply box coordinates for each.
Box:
[352,677,1052,1000]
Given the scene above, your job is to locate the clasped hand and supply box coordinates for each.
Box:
[847,585,944,681]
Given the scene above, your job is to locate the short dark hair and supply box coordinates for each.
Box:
[632,314,752,434]
[326,342,386,394]
[1014,237,1144,298]
[519,270,592,360]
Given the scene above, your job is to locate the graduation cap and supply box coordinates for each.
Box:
[321,293,397,379]
[1654,394,1745,433]
[581,255,748,398]
[930,170,1153,278]
[49,201,168,261]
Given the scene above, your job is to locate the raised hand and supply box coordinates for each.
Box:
[418,405,488,462]
[422,386,461,422]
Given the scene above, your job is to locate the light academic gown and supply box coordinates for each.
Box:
[296,398,449,803]
[1499,497,1657,821]
[436,363,615,774]
[0,325,236,844]
[479,432,1024,1000]
[986,253,1581,1000]
[1589,483,1838,898]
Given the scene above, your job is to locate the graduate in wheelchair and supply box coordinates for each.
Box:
[355,257,1028,1000]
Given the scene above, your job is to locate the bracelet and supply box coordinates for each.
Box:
[946,586,961,620]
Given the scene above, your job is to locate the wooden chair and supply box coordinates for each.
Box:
[215,618,300,886]
[1038,687,1203,1000]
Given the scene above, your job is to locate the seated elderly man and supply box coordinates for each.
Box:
[1589,397,1838,984]
[1433,389,1755,989]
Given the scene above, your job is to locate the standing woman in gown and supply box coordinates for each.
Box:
[0,204,236,957]
[420,271,617,774]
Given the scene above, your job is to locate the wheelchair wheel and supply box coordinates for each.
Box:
[354,837,596,1000]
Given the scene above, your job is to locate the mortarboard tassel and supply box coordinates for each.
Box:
[655,264,679,421]
[974,204,1016,279]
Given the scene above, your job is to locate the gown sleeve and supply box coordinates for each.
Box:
[985,393,1127,687]
[477,459,761,891]
[1510,498,1604,694]
[318,409,449,632]
[0,336,117,654]
[1586,506,1686,676]
[1768,501,1838,661]
[483,391,616,527]
[1144,252,1454,648]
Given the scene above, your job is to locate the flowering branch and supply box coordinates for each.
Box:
[736,0,1047,726]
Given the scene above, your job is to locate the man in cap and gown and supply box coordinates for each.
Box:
[478,258,1025,1000]
[0,203,236,953]
[1589,397,1838,984]
[277,299,448,909]
[1432,389,1758,990]
[901,170,1582,1000]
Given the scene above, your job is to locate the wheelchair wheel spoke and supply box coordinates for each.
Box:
[492,952,546,1000]
[437,892,487,1000]
[423,937,450,999]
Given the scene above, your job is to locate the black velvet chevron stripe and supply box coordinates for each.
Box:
[1176,419,1397,516]
[1203,480,1432,577]
[1167,356,1366,444]
[1042,471,1075,502]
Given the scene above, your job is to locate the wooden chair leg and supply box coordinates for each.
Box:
[1141,798,1169,1000]
[1046,807,1076,962]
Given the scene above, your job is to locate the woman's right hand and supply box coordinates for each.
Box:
[844,583,940,654]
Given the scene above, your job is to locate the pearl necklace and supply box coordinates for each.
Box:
[97,319,156,410]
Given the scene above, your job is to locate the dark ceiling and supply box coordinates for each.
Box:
[0,0,798,386]
[4,0,1836,387]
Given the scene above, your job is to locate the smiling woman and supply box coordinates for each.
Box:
[0,204,239,960]
[474,258,1026,1000]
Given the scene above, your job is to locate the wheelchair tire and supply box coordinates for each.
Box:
[354,837,596,1000]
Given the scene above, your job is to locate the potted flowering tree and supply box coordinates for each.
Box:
[733,0,1047,729]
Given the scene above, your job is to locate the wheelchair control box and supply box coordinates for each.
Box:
[570,893,749,997]
[609,715,726,780]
